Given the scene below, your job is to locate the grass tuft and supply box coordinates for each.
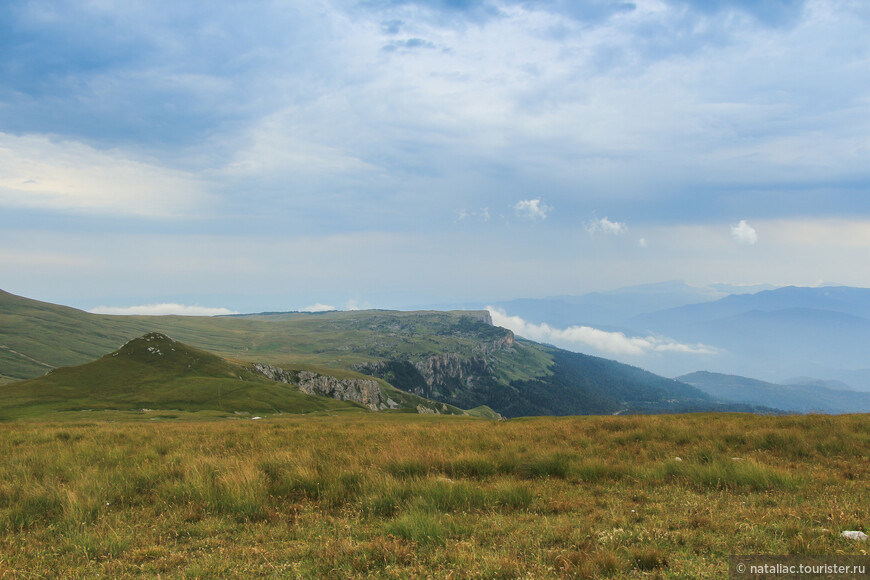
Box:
[385,510,446,545]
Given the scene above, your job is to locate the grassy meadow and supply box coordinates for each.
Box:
[0,412,867,578]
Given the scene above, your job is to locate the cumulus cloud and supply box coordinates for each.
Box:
[300,303,336,312]
[586,217,628,235]
[514,199,551,221]
[731,220,758,245]
[638,237,648,247]
[90,304,238,316]
[487,307,717,357]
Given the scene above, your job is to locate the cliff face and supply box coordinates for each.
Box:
[355,330,516,402]
[296,370,400,411]
[251,363,400,411]
[413,353,492,398]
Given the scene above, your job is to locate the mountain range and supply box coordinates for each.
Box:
[482,283,870,392]
[0,289,765,419]
[678,371,870,414]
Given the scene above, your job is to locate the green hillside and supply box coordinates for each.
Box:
[0,290,526,376]
[0,333,364,421]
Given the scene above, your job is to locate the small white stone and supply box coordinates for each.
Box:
[674,457,683,462]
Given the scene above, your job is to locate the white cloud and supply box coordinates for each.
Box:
[586,217,628,235]
[731,220,758,245]
[487,307,717,357]
[456,207,491,223]
[638,237,648,248]
[0,133,210,217]
[90,304,238,316]
[300,303,336,312]
[514,199,551,221]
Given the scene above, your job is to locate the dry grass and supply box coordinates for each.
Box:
[0,412,867,578]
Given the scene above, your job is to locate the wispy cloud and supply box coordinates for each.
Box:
[586,217,628,235]
[0,133,210,217]
[456,207,491,223]
[90,304,238,316]
[731,220,758,245]
[487,307,717,357]
[514,199,551,221]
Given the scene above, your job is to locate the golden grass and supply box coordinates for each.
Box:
[0,412,867,578]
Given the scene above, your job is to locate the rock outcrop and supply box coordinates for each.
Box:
[251,363,399,411]
[413,353,492,398]
[356,330,515,400]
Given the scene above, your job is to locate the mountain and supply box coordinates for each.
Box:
[355,339,737,417]
[678,371,870,414]
[631,286,870,331]
[488,281,725,327]
[0,289,736,418]
[628,286,870,381]
[783,377,855,391]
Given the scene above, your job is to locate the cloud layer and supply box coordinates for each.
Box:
[487,307,717,357]
[300,303,337,313]
[90,304,238,316]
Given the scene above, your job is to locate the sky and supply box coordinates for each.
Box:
[3,0,870,316]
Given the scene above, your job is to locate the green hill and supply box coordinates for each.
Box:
[0,333,364,420]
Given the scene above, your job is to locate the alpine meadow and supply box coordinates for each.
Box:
[3,0,870,578]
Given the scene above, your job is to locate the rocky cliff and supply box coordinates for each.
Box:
[251,363,401,411]
[354,329,515,401]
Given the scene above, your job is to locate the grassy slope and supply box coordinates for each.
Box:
[0,333,363,420]
[0,290,534,377]
[0,413,866,577]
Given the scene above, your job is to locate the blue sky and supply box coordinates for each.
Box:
[2,0,870,313]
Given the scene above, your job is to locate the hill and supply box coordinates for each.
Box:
[0,333,367,420]
[678,371,870,414]
[2,290,739,418]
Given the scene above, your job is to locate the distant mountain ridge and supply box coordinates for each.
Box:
[489,281,725,327]
[630,286,870,384]
[632,286,870,330]
[678,371,870,414]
